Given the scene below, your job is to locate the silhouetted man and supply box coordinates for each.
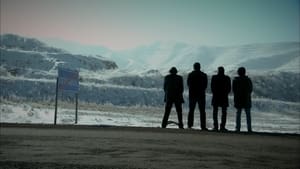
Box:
[233,67,253,132]
[162,67,184,129]
[187,62,208,130]
[211,66,231,131]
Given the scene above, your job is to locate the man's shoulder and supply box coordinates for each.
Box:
[188,71,194,75]
[213,74,230,81]
[190,70,207,75]
[211,74,217,80]
[234,76,251,81]
[165,74,182,79]
[233,76,240,82]
[201,71,207,78]
[176,74,183,80]
[225,75,231,80]
[165,74,172,80]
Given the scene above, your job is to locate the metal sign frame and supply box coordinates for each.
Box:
[54,68,79,125]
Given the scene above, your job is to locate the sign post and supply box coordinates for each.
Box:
[75,93,78,124]
[54,67,79,125]
[54,77,59,125]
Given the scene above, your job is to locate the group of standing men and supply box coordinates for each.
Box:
[162,62,253,132]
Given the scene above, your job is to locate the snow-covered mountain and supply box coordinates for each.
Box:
[0,34,118,78]
[42,38,300,74]
[1,34,66,53]
[0,34,299,107]
[112,41,300,74]
[1,34,299,133]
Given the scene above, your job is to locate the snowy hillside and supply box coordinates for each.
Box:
[0,34,299,114]
[0,34,299,133]
[0,34,118,78]
[112,41,300,74]
[42,39,300,74]
[1,34,65,53]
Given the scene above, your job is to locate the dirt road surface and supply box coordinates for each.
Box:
[1,123,299,169]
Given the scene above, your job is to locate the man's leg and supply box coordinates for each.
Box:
[199,97,207,130]
[245,108,252,132]
[220,106,227,130]
[188,98,196,128]
[175,102,184,129]
[212,106,218,130]
[235,108,242,132]
[162,101,172,128]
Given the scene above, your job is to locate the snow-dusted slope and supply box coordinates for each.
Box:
[111,41,300,74]
[41,37,299,74]
[1,34,299,104]
[1,35,299,133]
[1,34,65,53]
[0,34,118,77]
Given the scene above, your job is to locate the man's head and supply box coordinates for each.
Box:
[169,67,178,74]
[237,67,246,76]
[193,62,201,71]
[218,66,225,75]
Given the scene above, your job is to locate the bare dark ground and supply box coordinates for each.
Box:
[1,123,300,169]
[0,161,147,169]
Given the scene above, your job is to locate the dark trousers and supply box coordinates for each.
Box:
[188,97,206,129]
[236,108,252,132]
[162,101,183,128]
[213,106,227,130]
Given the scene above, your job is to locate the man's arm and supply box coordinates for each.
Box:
[204,73,208,90]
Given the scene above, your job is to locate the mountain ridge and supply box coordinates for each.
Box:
[113,41,300,73]
[0,34,299,105]
[41,37,300,74]
[0,34,118,77]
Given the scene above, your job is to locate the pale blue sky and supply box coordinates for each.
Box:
[1,0,299,49]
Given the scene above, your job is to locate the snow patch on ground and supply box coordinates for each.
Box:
[1,103,299,134]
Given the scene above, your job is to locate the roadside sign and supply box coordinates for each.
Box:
[55,67,80,125]
[58,68,79,92]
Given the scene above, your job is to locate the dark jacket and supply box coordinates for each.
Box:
[164,74,184,103]
[187,70,207,99]
[211,74,231,107]
[232,76,253,108]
